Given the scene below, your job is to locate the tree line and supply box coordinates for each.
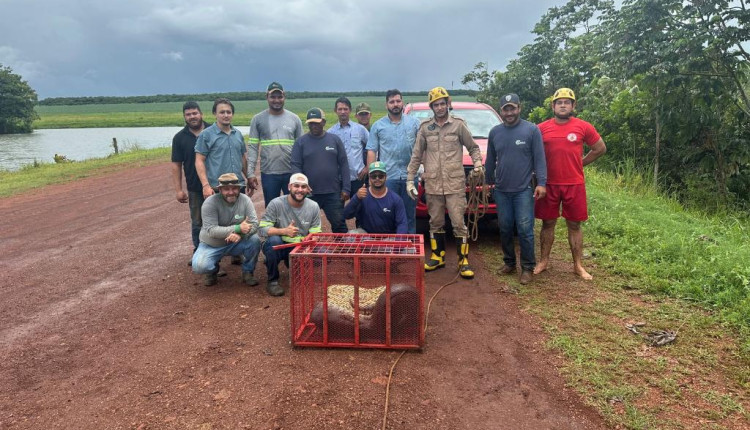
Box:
[463,0,750,213]
[37,90,479,106]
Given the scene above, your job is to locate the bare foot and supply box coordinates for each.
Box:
[533,260,549,275]
[574,265,593,280]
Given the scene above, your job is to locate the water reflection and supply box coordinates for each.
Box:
[0,127,182,171]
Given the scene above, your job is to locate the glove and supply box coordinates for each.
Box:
[406,181,418,200]
[470,165,485,178]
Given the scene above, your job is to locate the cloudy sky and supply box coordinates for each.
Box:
[0,0,567,99]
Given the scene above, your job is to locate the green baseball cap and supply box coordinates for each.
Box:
[355,102,371,114]
[369,161,387,174]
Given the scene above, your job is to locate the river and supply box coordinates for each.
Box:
[0,127,182,171]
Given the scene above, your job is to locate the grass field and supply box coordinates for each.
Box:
[33,96,476,129]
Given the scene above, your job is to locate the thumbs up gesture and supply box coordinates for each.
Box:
[356,183,368,199]
[286,220,299,237]
[239,216,252,234]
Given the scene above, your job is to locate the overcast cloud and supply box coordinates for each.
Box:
[0,0,566,99]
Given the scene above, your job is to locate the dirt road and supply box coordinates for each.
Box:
[0,162,605,429]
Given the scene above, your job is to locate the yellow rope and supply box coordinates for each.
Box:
[466,172,488,241]
[381,272,460,430]
[381,169,484,429]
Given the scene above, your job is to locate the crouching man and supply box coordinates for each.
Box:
[192,173,261,287]
[259,173,322,296]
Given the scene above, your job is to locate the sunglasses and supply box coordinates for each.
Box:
[369,173,386,179]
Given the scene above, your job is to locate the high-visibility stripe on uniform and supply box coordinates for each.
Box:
[248,138,295,146]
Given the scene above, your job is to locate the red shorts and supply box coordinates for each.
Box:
[534,184,588,222]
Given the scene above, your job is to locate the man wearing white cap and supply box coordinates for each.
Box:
[192,173,261,287]
[259,173,322,296]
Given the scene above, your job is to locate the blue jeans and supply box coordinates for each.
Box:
[261,172,292,207]
[263,235,294,282]
[192,235,261,274]
[188,191,205,251]
[309,192,346,233]
[387,178,416,234]
[494,187,536,271]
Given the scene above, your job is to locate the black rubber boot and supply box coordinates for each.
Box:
[425,231,446,271]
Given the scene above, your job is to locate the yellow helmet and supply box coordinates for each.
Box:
[428,86,450,105]
[552,87,576,102]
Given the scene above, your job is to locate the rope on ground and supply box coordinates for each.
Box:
[466,172,488,241]
[381,271,460,430]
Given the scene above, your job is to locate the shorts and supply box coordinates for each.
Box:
[534,184,588,222]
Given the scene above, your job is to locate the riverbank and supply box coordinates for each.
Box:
[0,147,168,197]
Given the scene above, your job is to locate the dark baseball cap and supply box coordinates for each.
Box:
[306,107,326,124]
[266,82,284,94]
[500,93,520,108]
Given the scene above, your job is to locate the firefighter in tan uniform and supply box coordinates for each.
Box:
[406,87,484,279]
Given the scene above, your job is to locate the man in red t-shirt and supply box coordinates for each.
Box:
[534,88,607,280]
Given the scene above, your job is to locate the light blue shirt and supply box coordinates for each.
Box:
[328,121,368,181]
[195,123,247,188]
[366,114,420,180]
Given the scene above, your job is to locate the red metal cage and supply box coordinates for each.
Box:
[289,233,425,349]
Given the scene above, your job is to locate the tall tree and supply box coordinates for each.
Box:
[0,65,38,134]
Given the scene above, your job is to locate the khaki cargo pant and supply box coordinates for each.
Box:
[426,193,467,238]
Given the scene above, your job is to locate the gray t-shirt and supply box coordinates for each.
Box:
[199,193,258,248]
[247,109,304,177]
[259,195,322,243]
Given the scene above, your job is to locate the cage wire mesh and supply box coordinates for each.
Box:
[289,234,425,349]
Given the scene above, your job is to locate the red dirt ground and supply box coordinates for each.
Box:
[0,162,606,429]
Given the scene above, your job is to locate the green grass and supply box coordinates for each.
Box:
[585,168,750,347]
[0,147,169,197]
[32,96,476,129]
[480,165,750,429]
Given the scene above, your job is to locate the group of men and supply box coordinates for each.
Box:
[171,84,421,297]
[171,82,606,296]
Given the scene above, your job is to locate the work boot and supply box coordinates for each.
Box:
[266,280,284,297]
[519,270,533,285]
[456,237,474,279]
[242,271,258,286]
[499,264,516,274]
[425,231,446,271]
[215,262,227,277]
[204,273,218,286]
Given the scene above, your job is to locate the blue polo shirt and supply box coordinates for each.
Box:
[366,114,420,180]
[195,123,246,188]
